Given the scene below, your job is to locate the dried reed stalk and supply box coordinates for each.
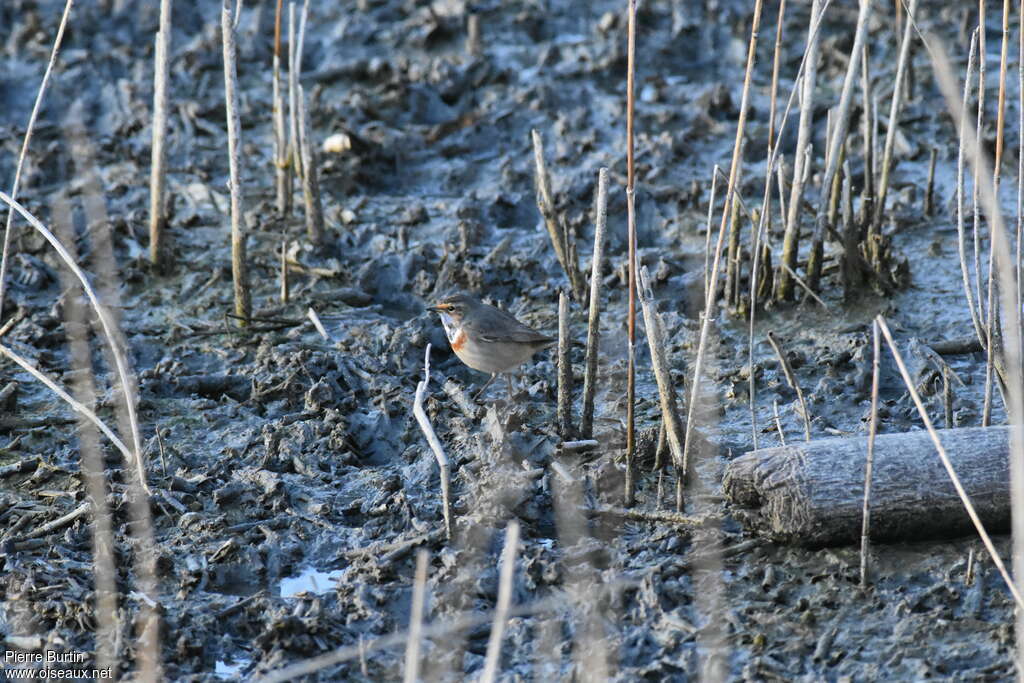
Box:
[625,0,638,506]
[481,521,520,683]
[580,168,608,439]
[149,0,173,266]
[532,129,583,302]
[807,0,872,293]
[413,345,453,539]
[298,84,324,245]
[860,320,881,587]
[778,0,823,301]
[403,549,429,683]
[273,0,291,215]
[637,266,685,509]
[557,291,573,439]
[957,32,986,344]
[873,0,920,229]
[766,331,811,441]
[223,0,252,324]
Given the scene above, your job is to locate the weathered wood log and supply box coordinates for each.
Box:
[723,426,1010,547]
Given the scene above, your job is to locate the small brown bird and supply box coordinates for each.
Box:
[428,292,555,399]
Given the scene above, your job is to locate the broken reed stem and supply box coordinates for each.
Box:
[413,344,452,540]
[637,266,686,509]
[860,47,875,234]
[580,168,608,439]
[772,399,786,445]
[994,0,1010,193]
[930,38,1024,627]
[149,0,173,267]
[807,0,872,293]
[877,315,1024,610]
[624,0,638,507]
[767,0,787,152]
[766,331,812,441]
[957,32,986,345]
[747,169,773,450]
[980,0,1012,425]
[982,266,997,426]
[924,147,937,215]
[944,366,954,428]
[860,319,881,587]
[481,520,520,683]
[557,291,573,439]
[0,191,150,495]
[307,306,329,341]
[297,84,324,245]
[287,2,303,184]
[778,0,823,302]
[703,165,721,299]
[280,237,289,302]
[466,12,481,57]
[0,0,73,318]
[973,2,988,334]
[273,0,291,216]
[403,549,429,683]
[723,0,764,308]
[873,0,920,229]
[222,0,252,325]
[532,130,582,302]
[840,157,860,289]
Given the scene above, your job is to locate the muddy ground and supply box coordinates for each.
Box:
[0,0,1017,680]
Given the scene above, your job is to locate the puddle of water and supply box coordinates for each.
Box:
[278,567,344,598]
[215,658,250,679]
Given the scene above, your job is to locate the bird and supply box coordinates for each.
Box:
[427,292,555,400]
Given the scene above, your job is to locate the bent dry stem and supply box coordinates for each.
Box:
[413,344,453,540]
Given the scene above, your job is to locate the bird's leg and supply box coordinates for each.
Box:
[506,373,514,399]
[473,373,498,401]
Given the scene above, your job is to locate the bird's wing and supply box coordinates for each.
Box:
[465,305,554,345]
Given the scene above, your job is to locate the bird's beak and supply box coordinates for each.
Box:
[427,304,442,313]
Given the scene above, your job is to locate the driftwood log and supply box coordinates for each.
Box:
[723,426,1010,547]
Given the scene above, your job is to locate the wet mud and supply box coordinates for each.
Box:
[0,0,1017,680]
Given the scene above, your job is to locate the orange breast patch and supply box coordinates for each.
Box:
[450,328,467,352]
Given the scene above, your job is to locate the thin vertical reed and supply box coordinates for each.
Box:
[403,550,429,683]
[481,521,520,683]
[958,32,986,344]
[557,291,573,439]
[874,0,920,228]
[222,0,251,324]
[625,0,638,506]
[778,0,823,301]
[273,0,291,215]
[149,0,173,266]
[860,320,880,587]
[580,168,608,439]
[297,84,324,245]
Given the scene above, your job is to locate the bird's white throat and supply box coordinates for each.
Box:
[438,312,459,342]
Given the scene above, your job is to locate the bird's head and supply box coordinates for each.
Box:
[427,292,479,324]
